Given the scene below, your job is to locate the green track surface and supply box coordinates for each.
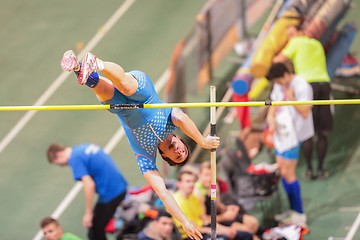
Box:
[0,0,359,239]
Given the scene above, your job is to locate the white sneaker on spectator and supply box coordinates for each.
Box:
[280,211,307,228]
[274,210,293,222]
[262,228,283,240]
[263,225,303,240]
[61,50,79,72]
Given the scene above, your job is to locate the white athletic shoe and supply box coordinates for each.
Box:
[77,52,100,85]
[274,210,293,222]
[280,211,307,228]
[60,50,79,72]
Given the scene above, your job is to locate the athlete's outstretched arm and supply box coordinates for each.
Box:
[144,170,203,240]
[171,108,220,149]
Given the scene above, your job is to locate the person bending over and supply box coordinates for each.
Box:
[274,25,332,179]
[47,143,128,240]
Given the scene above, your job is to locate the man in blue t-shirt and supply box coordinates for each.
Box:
[47,143,128,240]
[59,50,221,240]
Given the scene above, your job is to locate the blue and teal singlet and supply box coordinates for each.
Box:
[102,70,177,174]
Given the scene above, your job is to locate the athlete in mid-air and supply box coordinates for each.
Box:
[60,50,221,240]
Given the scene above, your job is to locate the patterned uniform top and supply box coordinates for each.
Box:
[102,70,177,174]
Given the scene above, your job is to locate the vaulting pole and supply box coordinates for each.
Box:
[210,86,217,240]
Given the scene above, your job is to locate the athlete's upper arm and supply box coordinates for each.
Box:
[171,108,186,126]
[143,170,167,193]
[136,155,158,174]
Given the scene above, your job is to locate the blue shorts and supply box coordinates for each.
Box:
[275,145,300,160]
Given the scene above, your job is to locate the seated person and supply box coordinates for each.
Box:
[137,209,177,240]
[173,170,253,240]
[40,217,82,240]
[193,161,260,240]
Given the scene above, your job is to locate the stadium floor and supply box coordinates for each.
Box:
[0,0,359,239]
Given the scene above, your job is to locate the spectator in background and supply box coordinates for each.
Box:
[137,209,176,240]
[193,161,260,239]
[274,25,333,180]
[40,217,82,240]
[173,170,253,240]
[266,62,314,227]
[47,143,128,240]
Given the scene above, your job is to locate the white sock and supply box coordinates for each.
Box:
[96,58,104,71]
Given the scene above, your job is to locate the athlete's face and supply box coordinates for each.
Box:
[274,72,292,87]
[286,25,301,39]
[42,223,63,240]
[178,172,196,195]
[199,167,211,188]
[161,135,189,164]
[154,216,174,238]
[52,150,68,166]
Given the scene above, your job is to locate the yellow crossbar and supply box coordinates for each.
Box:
[0,99,359,111]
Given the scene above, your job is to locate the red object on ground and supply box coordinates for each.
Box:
[232,93,251,129]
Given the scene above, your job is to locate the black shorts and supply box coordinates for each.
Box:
[201,225,252,240]
[219,213,245,226]
[310,82,333,132]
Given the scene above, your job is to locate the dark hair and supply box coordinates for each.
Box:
[47,144,66,163]
[199,161,211,173]
[40,217,60,228]
[177,170,196,182]
[288,24,302,31]
[155,208,172,220]
[158,135,191,167]
[266,62,290,81]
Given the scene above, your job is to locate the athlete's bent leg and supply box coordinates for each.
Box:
[101,61,138,96]
[92,76,115,102]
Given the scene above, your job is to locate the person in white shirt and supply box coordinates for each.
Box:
[265,62,314,227]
